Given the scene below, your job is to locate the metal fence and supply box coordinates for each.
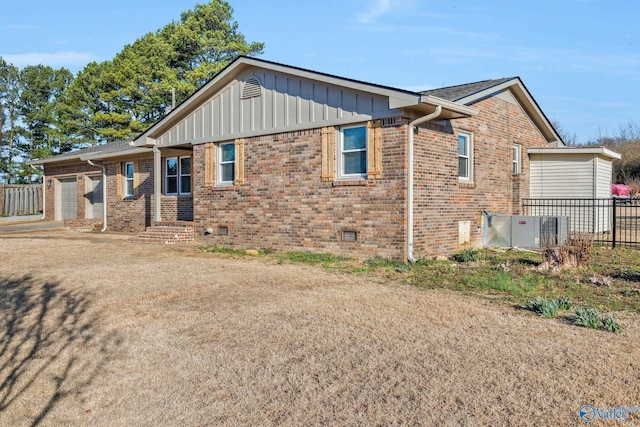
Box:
[522,198,640,248]
[1,184,43,216]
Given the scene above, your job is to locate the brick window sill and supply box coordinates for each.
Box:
[332,180,368,187]
[459,182,476,189]
[211,185,237,191]
[162,195,193,199]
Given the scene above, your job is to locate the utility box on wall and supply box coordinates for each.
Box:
[484,215,569,248]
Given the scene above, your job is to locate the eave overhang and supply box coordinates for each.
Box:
[528,146,621,160]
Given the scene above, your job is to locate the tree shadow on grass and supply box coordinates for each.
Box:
[0,275,122,426]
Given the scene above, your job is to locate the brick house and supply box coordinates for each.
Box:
[32,56,562,260]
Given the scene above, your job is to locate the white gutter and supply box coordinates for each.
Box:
[86,159,107,232]
[407,105,442,263]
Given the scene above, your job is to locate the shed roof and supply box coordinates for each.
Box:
[528,146,621,160]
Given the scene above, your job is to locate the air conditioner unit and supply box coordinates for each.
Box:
[484,215,570,248]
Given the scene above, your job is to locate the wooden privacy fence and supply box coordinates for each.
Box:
[0,184,43,216]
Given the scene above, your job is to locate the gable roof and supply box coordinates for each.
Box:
[33,58,563,166]
[420,78,515,102]
[30,140,150,166]
[424,76,562,145]
[132,56,479,147]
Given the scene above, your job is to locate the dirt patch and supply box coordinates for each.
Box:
[1,230,639,426]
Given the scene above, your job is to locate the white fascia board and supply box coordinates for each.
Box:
[131,136,157,148]
[79,148,152,161]
[420,95,478,117]
[29,156,83,166]
[528,146,621,160]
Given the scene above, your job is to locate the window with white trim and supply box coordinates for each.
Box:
[218,142,235,185]
[123,162,134,198]
[338,124,367,179]
[512,144,521,174]
[458,131,473,182]
[164,156,191,196]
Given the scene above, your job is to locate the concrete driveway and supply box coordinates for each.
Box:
[0,215,64,233]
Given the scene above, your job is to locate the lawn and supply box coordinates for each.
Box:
[1,231,639,426]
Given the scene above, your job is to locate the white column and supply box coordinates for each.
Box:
[154,145,162,223]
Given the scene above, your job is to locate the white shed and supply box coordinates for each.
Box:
[528,147,621,233]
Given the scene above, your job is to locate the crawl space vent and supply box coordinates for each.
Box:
[342,230,358,242]
[241,77,263,99]
[218,226,229,236]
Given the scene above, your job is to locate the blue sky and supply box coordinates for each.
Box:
[2,0,639,144]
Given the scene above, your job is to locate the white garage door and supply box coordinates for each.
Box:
[59,178,77,220]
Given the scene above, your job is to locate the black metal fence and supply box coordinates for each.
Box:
[522,198,640,248]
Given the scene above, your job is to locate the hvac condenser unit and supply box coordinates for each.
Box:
[483,215,570,249]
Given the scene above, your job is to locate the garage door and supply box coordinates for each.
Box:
[59,178,77,220]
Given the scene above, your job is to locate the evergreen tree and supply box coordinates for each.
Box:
[0,57,22,183]
[63,0,264,143]
[17,65,73,181]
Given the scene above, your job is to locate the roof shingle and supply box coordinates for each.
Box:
[421,77,516,102]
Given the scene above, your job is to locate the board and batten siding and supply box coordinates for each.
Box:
[156,69,393,147]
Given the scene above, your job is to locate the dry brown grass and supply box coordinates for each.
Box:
[1,231,639,426]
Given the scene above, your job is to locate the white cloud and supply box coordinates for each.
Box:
[1,51,97,70]
[357,0,392,24]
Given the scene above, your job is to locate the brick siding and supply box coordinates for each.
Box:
[105,158,193,232]
[42,95,546,259]
[193,127,407,260]
[412,96,548,257]
[43,163,103,221]
[44,157,193,231]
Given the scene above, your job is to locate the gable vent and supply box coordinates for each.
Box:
[241,77,263,99]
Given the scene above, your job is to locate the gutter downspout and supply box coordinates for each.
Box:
[407,105,442,263]
[39,167,46,220]
[87,159,107,232]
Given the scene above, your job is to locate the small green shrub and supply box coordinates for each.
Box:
[451,248,480,263]
[556,297,573,311]
[525,297,559,318]
[601,314,622,333]
[575,307,601,329]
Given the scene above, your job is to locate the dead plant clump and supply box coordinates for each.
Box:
[539,233,595,272]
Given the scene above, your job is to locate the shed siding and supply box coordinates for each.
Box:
[157,68,393,147]
[530,154,594,198]
[595,156,613,198]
